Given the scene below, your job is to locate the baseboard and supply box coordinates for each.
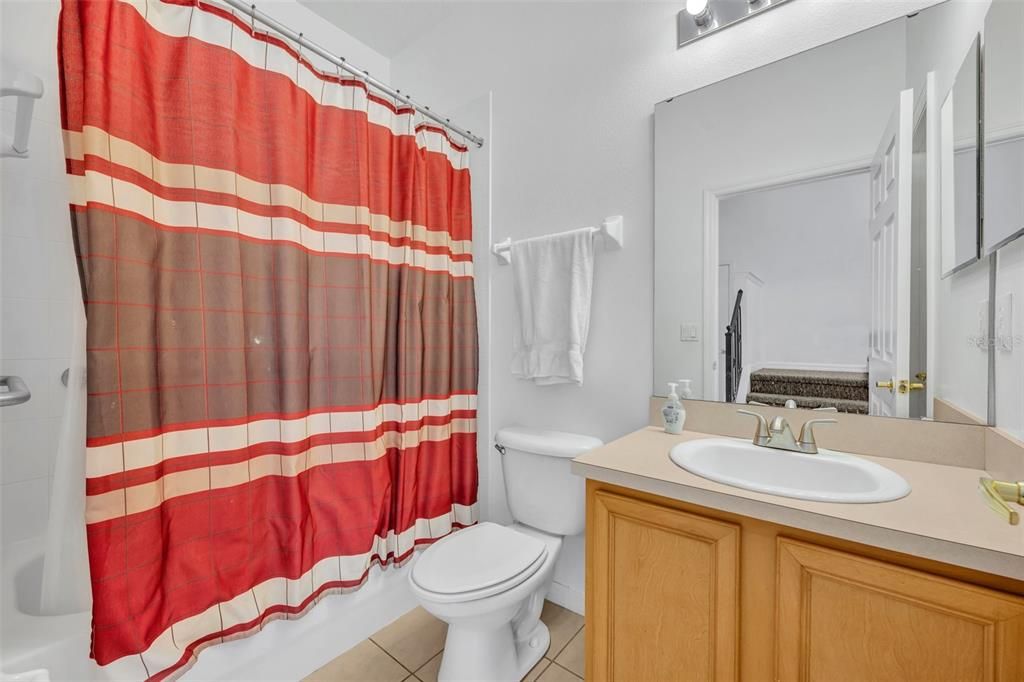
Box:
[546,580,584,616]
[749,361,868,373]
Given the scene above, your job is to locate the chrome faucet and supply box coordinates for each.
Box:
[737,409,837,455]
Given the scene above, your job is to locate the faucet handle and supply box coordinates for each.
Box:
[737,409,770,446]
[797,418,838,453]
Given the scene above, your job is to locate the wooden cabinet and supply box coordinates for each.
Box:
[586,481,1024,682]
[588,490,740,681]
[776,539,1024,682]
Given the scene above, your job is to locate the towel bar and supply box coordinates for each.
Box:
[492,215,624,266]
[1,70,44,159]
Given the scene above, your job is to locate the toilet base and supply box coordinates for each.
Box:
[514,620,550,679]
[438,621,549,682]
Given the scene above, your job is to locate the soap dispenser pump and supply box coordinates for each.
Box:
[662,382,685,434]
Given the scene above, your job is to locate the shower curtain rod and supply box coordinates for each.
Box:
[219,0,485,148]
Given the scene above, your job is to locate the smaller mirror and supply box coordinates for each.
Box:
[982,0,1024,254]
[940,34,981,277]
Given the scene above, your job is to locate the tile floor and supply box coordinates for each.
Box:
[304,601,584,682]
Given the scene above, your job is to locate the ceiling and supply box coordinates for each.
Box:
[297,1,458,58]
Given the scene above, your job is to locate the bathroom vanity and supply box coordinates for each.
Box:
[590,0,1024,677]
[573,425,1024,682]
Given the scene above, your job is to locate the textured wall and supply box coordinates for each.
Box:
[385,0,945,611]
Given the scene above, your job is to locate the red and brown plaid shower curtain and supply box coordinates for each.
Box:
[58,1,478,678]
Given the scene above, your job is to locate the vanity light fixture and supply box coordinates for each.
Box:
[685,0,713,27]
[678,0,792,49]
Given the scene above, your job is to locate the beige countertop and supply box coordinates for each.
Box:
[571,426,1024,581]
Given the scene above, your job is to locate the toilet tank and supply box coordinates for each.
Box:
[495,427,603,536]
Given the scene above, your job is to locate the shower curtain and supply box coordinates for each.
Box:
[58,1,478,678]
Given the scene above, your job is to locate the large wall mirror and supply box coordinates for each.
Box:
[654,0,1017,427]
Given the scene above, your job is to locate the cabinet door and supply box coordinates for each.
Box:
[776,538,1024,682]
[587,490,740,681]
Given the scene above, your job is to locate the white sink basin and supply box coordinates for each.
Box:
[669,438,911,503]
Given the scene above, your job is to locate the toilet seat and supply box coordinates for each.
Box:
[410,523,548,603]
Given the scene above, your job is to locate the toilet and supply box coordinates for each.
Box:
[409,427,602,681]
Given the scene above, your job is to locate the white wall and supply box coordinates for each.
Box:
[994,236,1024,440]
[719,172,872,370]
[380,0,943,612]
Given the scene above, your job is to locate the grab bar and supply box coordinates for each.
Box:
[0,375,31,407]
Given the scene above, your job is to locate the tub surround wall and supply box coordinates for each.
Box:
[0,0,77,547]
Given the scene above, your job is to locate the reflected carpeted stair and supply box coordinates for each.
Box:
[748,368,869,414]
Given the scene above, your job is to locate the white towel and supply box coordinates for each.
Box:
[510,227,596,386]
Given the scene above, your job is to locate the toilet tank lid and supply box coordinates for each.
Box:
[495,427,603,458]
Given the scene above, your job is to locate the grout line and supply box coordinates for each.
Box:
[549,661,583,680]
[531,658,553,680]
[368,639,415,676]
[411,651,442,678]
[548,620,585,662]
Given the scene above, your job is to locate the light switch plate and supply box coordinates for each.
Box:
[680,324,699,342]
[995,292,1013,352]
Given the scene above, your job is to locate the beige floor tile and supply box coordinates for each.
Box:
[554,628,583,677]
[413,652,442,682]
[303,640,409,682]
[416,652,553,682]
[537,662,582,682]
[540,601,584,658]
[524,657,553,682]
[371,607,448,672]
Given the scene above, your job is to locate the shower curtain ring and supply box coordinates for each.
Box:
[250,4,256,32]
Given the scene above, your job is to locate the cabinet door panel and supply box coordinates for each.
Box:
[776,538,1024,682]
[588,491,740,681]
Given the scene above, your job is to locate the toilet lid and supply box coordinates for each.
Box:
[411,523,546,596]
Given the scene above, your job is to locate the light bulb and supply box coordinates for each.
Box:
[686,0,709,15]
[686,0,712,27]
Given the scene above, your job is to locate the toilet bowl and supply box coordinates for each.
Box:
[409,427,602,681]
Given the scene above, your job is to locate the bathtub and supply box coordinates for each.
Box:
[1,536,420,681]
[0,537,96,681]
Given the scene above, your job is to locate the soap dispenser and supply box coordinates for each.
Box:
[662,382,684,434]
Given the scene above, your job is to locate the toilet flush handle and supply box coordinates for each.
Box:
[494,443,506,456]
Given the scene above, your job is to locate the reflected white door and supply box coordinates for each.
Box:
[868,89,914,418]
